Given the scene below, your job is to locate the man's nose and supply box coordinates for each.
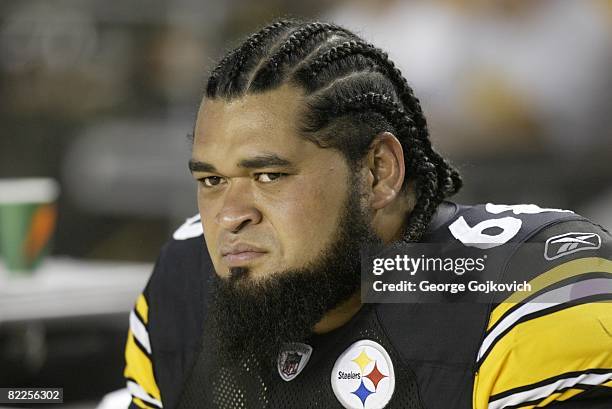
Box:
[216,181,262,233]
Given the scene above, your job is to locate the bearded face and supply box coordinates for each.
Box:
[209,176,381,368]
[189,85,386,369]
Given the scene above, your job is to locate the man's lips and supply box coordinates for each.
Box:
[220,244,267,267]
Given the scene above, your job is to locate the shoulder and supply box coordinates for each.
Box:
[150,214,213,399]
[147,214,211,344]
[151,213,210,301]
[376,202,612,408]
[465,205,612,409]
[125,214,213,409]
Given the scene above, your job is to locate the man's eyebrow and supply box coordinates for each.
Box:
[188,159,216,173]
[188,154,294,174]
[237,154,293,169]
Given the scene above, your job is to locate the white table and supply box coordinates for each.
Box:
[0,258,152,324]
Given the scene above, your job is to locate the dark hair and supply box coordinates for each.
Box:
[204,19,462,242]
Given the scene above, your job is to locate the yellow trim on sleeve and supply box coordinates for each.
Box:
[474,302,612,409]
[136,294,149,324]
[124,330,162,402]
[488,257,612,331]
[132,397,156,409]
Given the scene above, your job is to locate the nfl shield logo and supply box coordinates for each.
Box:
[277,343,313,382]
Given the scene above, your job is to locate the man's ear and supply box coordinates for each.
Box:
[365,132,405,209]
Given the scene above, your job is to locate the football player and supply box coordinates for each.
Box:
[123,19,612,409]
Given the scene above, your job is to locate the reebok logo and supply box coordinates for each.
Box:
[544,232,601,260]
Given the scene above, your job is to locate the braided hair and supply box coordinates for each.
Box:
[205,19,462,242]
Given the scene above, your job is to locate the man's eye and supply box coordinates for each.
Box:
[255,173,285,183]
[199,176,225,187]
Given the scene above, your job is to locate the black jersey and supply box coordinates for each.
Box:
[124,202,612,409]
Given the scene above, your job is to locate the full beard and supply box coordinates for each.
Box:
[209,181,382,371]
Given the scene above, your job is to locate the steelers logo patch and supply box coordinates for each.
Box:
[331,340,395,409]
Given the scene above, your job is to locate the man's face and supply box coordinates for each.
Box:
[191,85,385,367]
[191,84,354,281]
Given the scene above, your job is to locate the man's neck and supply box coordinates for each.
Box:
[313,193,418,334]
[313,291,362,334]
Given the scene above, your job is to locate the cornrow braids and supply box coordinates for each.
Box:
[248,22,356,91]
[296,38,462,201]
[228,21,295,93]
[208,19,297,98]
[312,92,441,242]
[206,50,237,97]
[204,18,462,242]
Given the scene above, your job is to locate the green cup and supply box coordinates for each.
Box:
[0,178,60,274]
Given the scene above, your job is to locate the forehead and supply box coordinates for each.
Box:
[193,85,311,161]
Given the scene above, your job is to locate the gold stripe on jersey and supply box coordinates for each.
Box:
[136,293,149,324]
[487,257,612,331]
[133,397,156,409]
[124,329,162,403]
[557,388,592,400]
[473,302,612,409]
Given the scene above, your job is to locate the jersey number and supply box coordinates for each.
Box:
[449,203,571,249]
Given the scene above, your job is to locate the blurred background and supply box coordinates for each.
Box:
[0,0,610,407]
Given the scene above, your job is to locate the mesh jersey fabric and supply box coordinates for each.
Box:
[176,304,423,409]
